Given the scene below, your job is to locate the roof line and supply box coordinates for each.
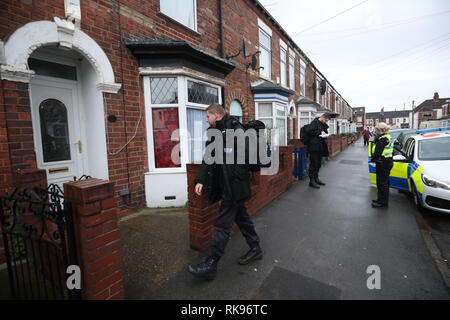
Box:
[250,0,351,107]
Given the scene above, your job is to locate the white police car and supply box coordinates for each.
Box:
[369,127,450,214]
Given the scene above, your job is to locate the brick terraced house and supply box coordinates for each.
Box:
[412,92,450,129]
[0,0,354,216]
[365,109,412,130]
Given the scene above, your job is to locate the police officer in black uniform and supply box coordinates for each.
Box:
[305,113,330,189]
[188,103,262,280]
[371,122,394,208]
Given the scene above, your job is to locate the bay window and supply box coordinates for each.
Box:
[257,102,287,147]
[187,108,207,163]
[276,104,287,146]
[328,118,336,135]
[299,111,314,129]
[152,108,180,168]
[147,76,221,170]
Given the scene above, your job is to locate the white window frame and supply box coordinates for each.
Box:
[255,101,288,147]
[145,75,222,173]
[288,49,295,90]
[335,96,339,113]
[298,110,315,139]
[315,78,321,104]
[275,103,288,146]
[259,28,272,80]
[328,118,337,135]
[159,0,198,32]
[299,59,306,97]
[327,89,331,108]
[280,46,287,87]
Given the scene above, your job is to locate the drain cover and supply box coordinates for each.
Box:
[339,160,363,165]
[253,266,341,300]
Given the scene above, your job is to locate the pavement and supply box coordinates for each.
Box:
[119,139,450,300]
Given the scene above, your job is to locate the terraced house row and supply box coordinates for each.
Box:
[0,0,356,217]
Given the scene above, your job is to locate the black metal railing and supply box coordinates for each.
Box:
[0,184,80,300]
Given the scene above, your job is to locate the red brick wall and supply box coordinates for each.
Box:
[305,65,316,102]
[1,81,36,173]
[417,110,438,128]
[0,81,13,197]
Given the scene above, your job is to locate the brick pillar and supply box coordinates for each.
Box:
[279,146,294,176]
[64,178,124,300]
[187,164,219,251]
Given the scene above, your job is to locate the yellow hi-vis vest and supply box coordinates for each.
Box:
[373,133,393,158]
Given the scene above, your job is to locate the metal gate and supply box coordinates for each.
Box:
[0,183,80,300]
[293,147,309,179]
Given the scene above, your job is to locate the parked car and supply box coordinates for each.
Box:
[368,128,450,214]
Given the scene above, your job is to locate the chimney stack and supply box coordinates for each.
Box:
[434,92,439,102]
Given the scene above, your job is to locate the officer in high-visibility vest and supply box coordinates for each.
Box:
[371,122,394,208]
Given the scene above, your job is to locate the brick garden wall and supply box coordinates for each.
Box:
[187,146,293,251]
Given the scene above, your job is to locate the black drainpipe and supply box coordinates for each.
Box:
[219,0,226,109]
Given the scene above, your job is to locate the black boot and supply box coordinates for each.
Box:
[238,246,263,265]
[315,177,326,186]
[188,255,219,280]
[309,177,320,189]
[372,202,388,208]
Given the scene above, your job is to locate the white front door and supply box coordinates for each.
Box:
[30,77,84,186]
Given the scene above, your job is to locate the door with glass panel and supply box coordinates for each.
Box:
[30,77,82,186]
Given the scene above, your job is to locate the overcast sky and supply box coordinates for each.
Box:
[259,0,450,113]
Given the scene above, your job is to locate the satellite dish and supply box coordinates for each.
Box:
[251,54,258,70]
[243,39,250,58]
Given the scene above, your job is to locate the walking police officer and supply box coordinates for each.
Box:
[371,122,394,208]
[188,103,262,280]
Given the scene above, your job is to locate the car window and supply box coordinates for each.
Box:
[406,140,415,159]
[390,131,402,141]
[418,137,450,161]
[402,138,413,153]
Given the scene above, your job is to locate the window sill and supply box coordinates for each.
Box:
[258,75,273,83]
[157,11,202,38]
[146,169,187,175]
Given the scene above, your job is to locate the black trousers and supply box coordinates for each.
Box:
[364,138,369,146]
[210,191,260,259]
[309,152,322,179]
[376,159,393,205]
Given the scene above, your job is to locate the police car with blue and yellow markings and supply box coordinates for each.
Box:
[368,127,450,214]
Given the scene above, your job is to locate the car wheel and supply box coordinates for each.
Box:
[410,180,425,212]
